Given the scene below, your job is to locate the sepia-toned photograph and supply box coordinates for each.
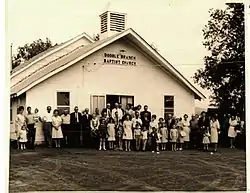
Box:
[7,0,246,192]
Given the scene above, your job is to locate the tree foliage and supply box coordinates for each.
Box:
[12,38,54,69]
[193,3,245,115]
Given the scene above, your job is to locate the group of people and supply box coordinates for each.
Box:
[14,103,245,153]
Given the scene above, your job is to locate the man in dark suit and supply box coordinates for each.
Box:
[165,114,175,145]
[140,105,152,123]
[81,108,93,148]
[166,114,175,130]
[70,106,82,147]
[101,103,112,118]
[197,111,210,150]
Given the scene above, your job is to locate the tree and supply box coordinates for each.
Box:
[193,3,245,116]
[12,38,55,69]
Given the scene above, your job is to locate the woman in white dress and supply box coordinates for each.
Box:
[228,115,238,148]
[107,118,116,150]
[15,106,27,150]
[182,114,190,149]
[210,116,220,152]
[52,109,63,148]
[123,114,133,151]
[33,108,44,146]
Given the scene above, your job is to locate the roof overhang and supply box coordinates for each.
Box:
[10,33,94,78]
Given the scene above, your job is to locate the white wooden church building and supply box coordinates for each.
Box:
[10,10,205,139]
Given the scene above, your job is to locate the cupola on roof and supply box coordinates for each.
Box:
[99,2,127,39]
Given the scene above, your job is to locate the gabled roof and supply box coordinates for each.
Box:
[11,28,206,100]
[11,32,94,76]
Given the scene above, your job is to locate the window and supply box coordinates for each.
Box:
[164,96,174,118]
[91,95,105,114]
[120,96,134,110]
[57,92,70,115]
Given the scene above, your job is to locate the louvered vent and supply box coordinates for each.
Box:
[100,12,108,34]
[109,13,125,32]
[99,11,127,39]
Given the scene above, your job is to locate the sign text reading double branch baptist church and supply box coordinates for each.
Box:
[103,53,136,66]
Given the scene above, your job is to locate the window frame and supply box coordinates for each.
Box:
[90,95,106,114]
[56,91,71,115]
[119,95,134,110]
[164,95,174,118]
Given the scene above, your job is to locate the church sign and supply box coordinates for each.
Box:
[103,53,136,66]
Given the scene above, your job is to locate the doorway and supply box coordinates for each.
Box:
[106,95,134,109]
[106,95,120,109]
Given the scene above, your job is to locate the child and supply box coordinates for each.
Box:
[203,128,210,151]
[151,127,160,154]
[156,128,162,153]
[15,106,27,150]
[177,118,185,151]
[98,118,108,151]
[141,126,148,151]
[148,115,158,150]
[160,123,168,151]
[116,120,124,151]
[170,124,178,151]
[107,118,116,150]
[134,123,142,151]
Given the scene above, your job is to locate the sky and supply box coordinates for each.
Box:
[6,0,228,108]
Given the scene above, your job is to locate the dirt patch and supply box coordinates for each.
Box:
[9,148,246,192]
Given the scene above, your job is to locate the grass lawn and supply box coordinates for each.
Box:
[9,148,246,192]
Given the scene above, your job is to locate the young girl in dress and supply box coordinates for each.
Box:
[107,118,116,150]
[15,106,27,150]
[123,114,133,151]
[170,124,178,151]
[52,109,63,148]
[117,120,124,151]
[134,123,142,151]
[142,126,148,151]
[203,128,210,151]
[160,122,168,151]
[98,118,108,151]
[177,118,185,151]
